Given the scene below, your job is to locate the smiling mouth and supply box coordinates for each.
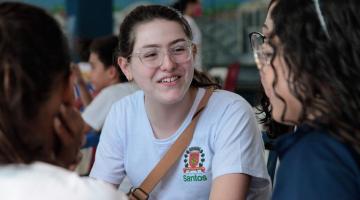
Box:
[159,76,180,83]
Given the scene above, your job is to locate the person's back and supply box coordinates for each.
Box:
[0,2,126,199]
[273,125,360,200]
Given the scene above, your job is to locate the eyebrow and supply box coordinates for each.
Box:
[139,38,187,49]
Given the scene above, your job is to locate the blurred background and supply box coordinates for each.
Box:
[1,0,269,105]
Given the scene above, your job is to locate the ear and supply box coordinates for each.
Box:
[117,57,133,81]
[107,65,117,79]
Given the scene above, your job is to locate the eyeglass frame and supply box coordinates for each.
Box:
[127,40,194,68]
[248,31,274,71]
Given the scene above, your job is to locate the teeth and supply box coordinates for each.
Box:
[161,76,179,83]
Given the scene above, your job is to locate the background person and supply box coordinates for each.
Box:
[73,36,139,133]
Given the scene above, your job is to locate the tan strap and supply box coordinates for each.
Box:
[129,87,214,200]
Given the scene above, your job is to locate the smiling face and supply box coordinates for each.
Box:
[260,2,302,124]
[120,19,195,105]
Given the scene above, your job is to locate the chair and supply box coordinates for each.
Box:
[223,62,240,92]
[79,130,100,176]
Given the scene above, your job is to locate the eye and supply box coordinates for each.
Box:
[262,44,274,59]
[263,52,274,59]
[141,51,159,59]
[171,45,187,55]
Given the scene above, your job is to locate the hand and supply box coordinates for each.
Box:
[71,63,85,85]
[53,103,86,170]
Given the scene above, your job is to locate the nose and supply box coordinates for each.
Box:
[159,52,176,71]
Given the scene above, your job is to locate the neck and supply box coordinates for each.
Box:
[145,87,197,139]
[110,78,121,85]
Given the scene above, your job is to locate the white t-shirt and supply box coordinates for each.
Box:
[90,88,271,200]
[82,82,139,131]
[185,15,202,71]
[0,162,127,200]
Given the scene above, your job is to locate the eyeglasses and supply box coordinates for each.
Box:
[249,32,274,71]
[129,41,193,68]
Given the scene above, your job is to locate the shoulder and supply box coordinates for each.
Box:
[111,89,143,108]
[98,83,139,97]
[198,88,258,135]
[289,128,358,165]
[207,89,253,115]
[106,90,144,120]
[275,128,360,199]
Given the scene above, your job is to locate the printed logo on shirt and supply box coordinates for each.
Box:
[182,146,208,182]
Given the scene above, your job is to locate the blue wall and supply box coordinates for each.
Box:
[22,0,251,13]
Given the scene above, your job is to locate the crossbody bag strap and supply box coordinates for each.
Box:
[129,87,214,200]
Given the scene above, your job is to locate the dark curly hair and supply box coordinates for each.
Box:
[262,0,360,153]
[116,5,219,89]
[0,2,71,164]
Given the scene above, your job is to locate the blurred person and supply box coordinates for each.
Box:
[172,0,203,71]
[72,38,93,109]
[73,36,139,132]
[249,0,360,199]
[0,2,127,199]
[90,5,271,200]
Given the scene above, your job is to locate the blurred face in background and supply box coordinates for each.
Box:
[192,1,202,17]
[187,0,202,17]
[89,52,113,92]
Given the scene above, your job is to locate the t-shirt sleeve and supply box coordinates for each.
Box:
[211,99,270,182]
[273,134,359,200]
[82,89,114,131]
[89,103,126,185]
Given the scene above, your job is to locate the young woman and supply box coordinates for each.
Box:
[250,0,360,199]
[0,2,126,199]
[90,5,271,200]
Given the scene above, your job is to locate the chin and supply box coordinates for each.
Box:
[159,90,187,105]
[161,95,184,105]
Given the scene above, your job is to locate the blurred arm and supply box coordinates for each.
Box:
[210,173,250,200]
